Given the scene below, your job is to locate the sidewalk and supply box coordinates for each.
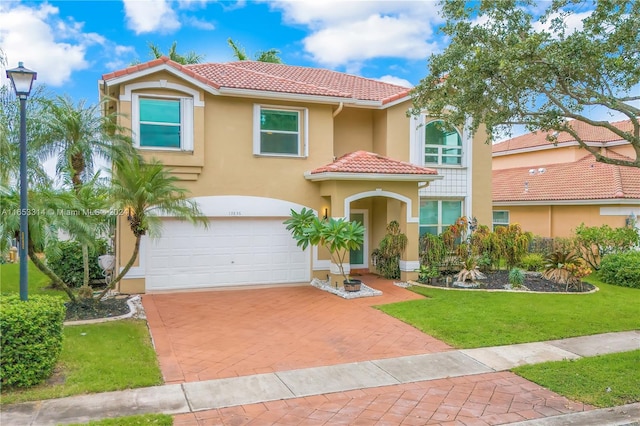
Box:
[2,330,638,425]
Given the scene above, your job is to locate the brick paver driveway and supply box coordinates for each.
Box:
[142,275,452,384]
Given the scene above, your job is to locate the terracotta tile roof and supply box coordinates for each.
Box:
[102,57,411,104]
[493,119,636,154]
[101,57,218,89]
[310,151,438,175]
[493,152,640,202]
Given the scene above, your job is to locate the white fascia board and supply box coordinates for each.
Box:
[104,64,220,96]
[304,171,443,182]
[493,199,640,206]
[218,87,411,109]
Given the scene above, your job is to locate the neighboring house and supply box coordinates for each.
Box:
[493,119,640,238]
[101,57,492,293]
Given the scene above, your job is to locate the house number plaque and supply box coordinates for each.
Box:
[228,211,242,216]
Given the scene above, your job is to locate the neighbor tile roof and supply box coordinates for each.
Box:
[102,57,411,104]
[310,151,438,175]
[493,152,640,202]
[492,119,635,154]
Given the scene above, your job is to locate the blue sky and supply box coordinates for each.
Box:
[0,0,446,103]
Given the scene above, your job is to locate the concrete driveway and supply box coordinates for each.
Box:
[142,275,453,384]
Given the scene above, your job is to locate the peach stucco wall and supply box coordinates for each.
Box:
[493,204,636,238]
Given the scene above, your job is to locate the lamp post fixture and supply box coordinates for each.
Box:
[6,62,37,301]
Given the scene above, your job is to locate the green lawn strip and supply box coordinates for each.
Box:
[0,260,62,296]
[65,413,173,426]
[513,350,640,407]
[2,320,163,405]
[377,275,640,348]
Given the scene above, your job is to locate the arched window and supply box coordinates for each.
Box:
[424,121,462,165]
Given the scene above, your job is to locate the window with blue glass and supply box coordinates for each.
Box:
[424,121,462,165]
[139,98,181,148]
[419,199,462,236]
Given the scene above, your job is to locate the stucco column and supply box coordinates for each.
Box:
[399,202,420,282]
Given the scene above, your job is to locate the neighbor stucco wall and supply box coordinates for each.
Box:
[493,204,638,238]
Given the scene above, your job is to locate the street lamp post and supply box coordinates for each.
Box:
[6,62,37,301]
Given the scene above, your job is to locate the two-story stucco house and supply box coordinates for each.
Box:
[101,57,492,293]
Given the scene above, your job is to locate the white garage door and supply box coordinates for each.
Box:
[145,217,310,291]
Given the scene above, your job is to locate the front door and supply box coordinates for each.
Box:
[349,210,368,269]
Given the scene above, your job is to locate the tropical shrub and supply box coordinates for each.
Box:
[575,223,640,270]
[495,224,533,269]
[508,267,525,287]
[284,208,364,283]
[600,252,640,289]
[371,221,407,279]
[543,249,581,284]
[519,253,545,271]
[44,239,109,288]
[0,295,66,388]
[419,233,448,269]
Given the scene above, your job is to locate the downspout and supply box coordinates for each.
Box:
[333,102,344,118]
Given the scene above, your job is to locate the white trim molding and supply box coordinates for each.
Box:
[344,190,420,224]
[494,199,640,206]
[600,207,640,216]
[122,80,205,106]
[400,260,420,272]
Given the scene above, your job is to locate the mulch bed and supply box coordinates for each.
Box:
[422,270,595,293]
[64,297,131,321]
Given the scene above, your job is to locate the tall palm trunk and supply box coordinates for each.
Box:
[95,235,141,301]
[28,237,77,302]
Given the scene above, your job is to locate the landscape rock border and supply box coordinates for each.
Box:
[64,295,146,326]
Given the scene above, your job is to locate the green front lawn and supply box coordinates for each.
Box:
[378,275,640,348]
[2,320,163,405]
[514,350,640,407]
[0,260,60,296]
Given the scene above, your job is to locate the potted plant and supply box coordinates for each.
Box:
[284,208,364,291]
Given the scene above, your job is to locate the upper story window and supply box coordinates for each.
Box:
[132,94,194,151]
[254,105,307,157]
[424,120,462,166]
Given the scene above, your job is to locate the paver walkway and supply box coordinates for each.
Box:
[143,275,452,384]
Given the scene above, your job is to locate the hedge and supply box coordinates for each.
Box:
[0,295,66,388]
[599,251,640,289]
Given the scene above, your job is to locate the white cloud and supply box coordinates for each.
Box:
[123,0,180,34]
[0,3,135,88]
[304,14,438,67]
[0,3,87,87]
[183,16,215,30]
[266,1,443,70]
[533,11,592,35]
[377,75,413,88]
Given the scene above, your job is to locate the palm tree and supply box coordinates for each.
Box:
[147,41,204,65]
[227,38,283,63]
[0,184,91,302]
[36,95,134,290]
[0,85,51,187]
[98,155,207,300]
[37,95,134,191]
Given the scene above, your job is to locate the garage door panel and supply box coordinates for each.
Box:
[145,218,310,290]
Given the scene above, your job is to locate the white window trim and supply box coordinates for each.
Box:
[253,104,308,158]
[493,210,510,230]
[420,198,464,235]
[131,93,194,151]
[423,119,463,166]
